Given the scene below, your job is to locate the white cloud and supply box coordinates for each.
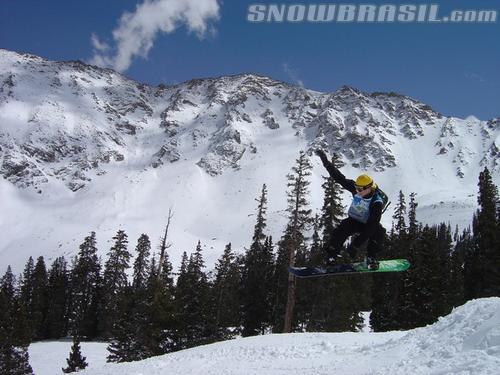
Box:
[282,63,304,88]
[90,0,221,72]
[91,33,110,53]
[464,72,485,83]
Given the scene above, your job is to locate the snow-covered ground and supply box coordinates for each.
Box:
[29,298,500,375]
[29,341,109,375]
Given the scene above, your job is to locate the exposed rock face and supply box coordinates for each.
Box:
[0,49,498,192]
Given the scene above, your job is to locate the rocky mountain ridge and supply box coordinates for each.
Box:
[1,49,498,193]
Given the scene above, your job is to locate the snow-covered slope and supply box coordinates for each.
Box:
[0,49,499,272]
[29,298,500,375]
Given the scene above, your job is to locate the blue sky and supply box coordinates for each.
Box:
[1,0,499,119]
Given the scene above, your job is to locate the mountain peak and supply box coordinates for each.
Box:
[0,49,496,191]
[337,84,363,94]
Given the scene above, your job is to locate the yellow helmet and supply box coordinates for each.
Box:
[355,174,373,188]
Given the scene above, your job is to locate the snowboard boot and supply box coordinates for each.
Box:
[365,256,379,270]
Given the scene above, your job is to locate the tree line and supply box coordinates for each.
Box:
[1,152,499,374]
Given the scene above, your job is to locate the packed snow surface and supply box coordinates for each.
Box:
[29,298,500,375]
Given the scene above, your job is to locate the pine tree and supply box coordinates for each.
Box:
[175,242,214,349]
[185,242,215,346]
[62,336,88,373]
[282,151,313,333]
[159,247,174,292]
[19,257,35,340]
[132,234,151,291]
[157,209,174,282]
[272,231,292,332]
[0,344,34,375]
[103,230,130,290]
[69,232,102,339]
[400,224,455,329]
[138,231,176,355]
[212,243,241,338]
[106,286,143,363]
[408,192,418,239]
[393,192,422,330]
[1,266,15,306]
[177,251,188,279]
[0,268,15,367]
[0,269,34,375]
[450,228,469,307]
[253,184,268,244]
[241,185,274,336]
[107,235,154,362]
[472,168,500,297]
[383,194,453,330]
[175,247,194,348]
[143,252,176,357]
[100,230,131,338]
[464,213,481,300]
[392,190,407,234]
[464,168,500,299]
[241,235,274,336]
[46,257,70,339]
[416,225,449,325]
[11,286,31,350]
[31,256,49,340]
[434,223,454,316]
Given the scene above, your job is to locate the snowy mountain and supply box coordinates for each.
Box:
[29,297,500,374]
[0,49,499,272]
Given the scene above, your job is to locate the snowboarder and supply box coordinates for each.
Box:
[315,149,387,270]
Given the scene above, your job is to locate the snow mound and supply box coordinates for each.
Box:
[410,297,500,353]
[71,298,500,375]
[373,297,500,374]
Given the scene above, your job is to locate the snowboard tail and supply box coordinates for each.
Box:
[288,259,410,278]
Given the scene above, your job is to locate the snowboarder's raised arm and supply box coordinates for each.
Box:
[315,150,356,195]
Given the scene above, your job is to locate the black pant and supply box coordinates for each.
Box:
[324,217,386,258]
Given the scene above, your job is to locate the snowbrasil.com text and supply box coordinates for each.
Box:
[247,4,497,23]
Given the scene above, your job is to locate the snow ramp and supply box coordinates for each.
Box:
[81,298,500,375]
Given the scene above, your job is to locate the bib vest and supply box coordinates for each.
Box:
[348,193,384,224]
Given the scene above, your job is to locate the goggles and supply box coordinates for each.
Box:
[355,183,372,192]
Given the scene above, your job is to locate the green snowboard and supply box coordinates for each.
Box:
[288,259,410,278]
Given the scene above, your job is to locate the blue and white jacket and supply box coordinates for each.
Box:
[318,151,384,247]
